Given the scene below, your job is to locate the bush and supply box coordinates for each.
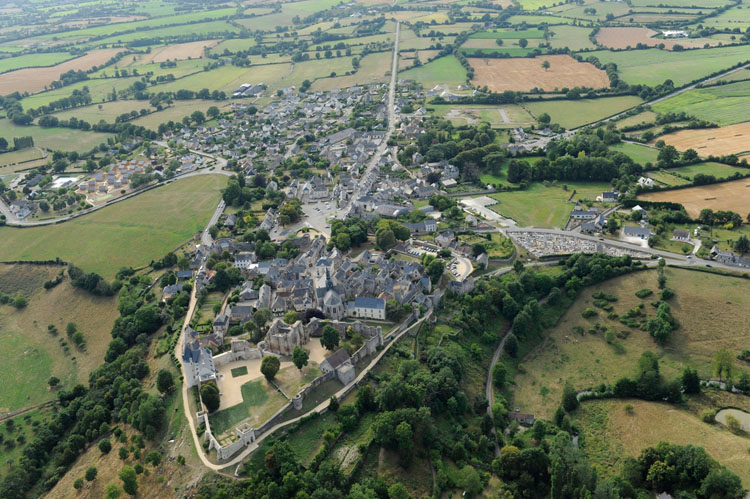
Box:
[660,288,675,300]
[99,438,112,454]
[581,308,598,318]
[635,288,653,299]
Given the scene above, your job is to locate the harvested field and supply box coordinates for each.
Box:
[470,54,608,92]
[638,178,750,217]
[656,122,750,157]
[0,48,124,95]
[596,27,719,50]
[142,40,218,63]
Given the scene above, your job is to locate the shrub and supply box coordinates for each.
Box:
[581,308,598,318]
[635,288,653,298]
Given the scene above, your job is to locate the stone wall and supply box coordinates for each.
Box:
[212,340,263,367]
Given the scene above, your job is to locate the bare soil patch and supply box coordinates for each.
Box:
[143,40,219,63]
[470,54,609,92]
[656,122,750,157]
[639,178,750,217]
[0,48,125,95]
[596,27,719,50]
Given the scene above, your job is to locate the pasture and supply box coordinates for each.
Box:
[470,55,609,93]
[0,174,227,277]
[131,100,229,130]
[488,181,610,227]
[0,271,118,412]
[667,161,749,179]
[469,28,545,39]
[523,95,643,128]
[432,104,535,127]
[0,48,125,95]
[0,52,76,74]
[546,25,597,51]
[140,40,218,63]
[609,142,659,164]
[584,45,750,87]
[575,399,750,485]
[652,79,750,126]
[400,55,467,88]
[312,51,392,91]
[513,268,750,419]
[656,121,750,157]
[638,177,750,217]
[647,170,692,186]
[0,120,112,153]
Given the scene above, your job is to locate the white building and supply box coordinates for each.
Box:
[346,297,386,320]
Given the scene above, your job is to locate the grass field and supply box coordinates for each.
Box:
[400,55,467,89]
[667,161,749,179]
[615,110,657,129]
[523,96,643,128]
[584,45,750,87]
[131,100,229,130]
[652,79,750,126]
[0,120,112,153]
[575,399,750,485]
[488,181,610,227]
[0,407,52,476]
[546,25,597,51]
[0,174,226,277]
[41,100,154,124]
[646,170,692,186]
[513,268,750,419]
[0,147,45,166]
[209,379,287,436]
[0,52,76,74]
[470,28,545,39]
[18,76,141,110]
[609,142,659,164]
[431,103,535,127]
[151,62,291,94]
[0,271,118,412]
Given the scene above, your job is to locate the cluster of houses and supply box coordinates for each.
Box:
[78,159,147,194]
[232,82,265,98]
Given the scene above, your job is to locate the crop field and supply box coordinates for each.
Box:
[401,55,467,88]
[584,45,750,87]
[470,55,609,92]
[702,1,750,29]
[514,268,750,419]
[209,38,257,54]
[0,52,77,74]
[150,62,291,94]
[595,27,720,50]
[18,76,141,110]
[0,48,125,95]
[0,120,112,153]
[656,121,750,156]
[575,399,750,485]
[652,79,750,126]
[0,274,118,412]
[523,95,643,128]
[0,174,226,277]
[507,14,577,25]
[638,177,750,217]
[140,40,218,63]
[312,51,391,91]
[488,181,610,227]
[609,142,659,164]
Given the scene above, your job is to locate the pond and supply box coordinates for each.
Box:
[716,408,750,432]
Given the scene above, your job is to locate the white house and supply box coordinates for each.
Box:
[346,297,386,320]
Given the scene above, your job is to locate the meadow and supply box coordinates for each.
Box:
[488,181,610,227]
[131,100,230,130]
[0,120,112,153]
[575,399,750,485]
[546,25,597,51]
[523,95,643,128]
[0,52,76,74]
[312,51,391,91]
[513,268,750,418]
[646,170,691,186]
[469,28,545,39]
[584,45,750,87]
[652,79,750,126]
[400,55,467,88]
[0,267,118,412]
[0,174,227,277]
[609,142,659,164]
[667,161,749,179]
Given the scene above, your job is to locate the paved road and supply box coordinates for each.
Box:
[340,21,400,218]
[202,199,226,246]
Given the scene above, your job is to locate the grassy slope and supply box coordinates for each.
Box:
[652,79,750,126]
[513,268,750,419]
[0,174,227,277]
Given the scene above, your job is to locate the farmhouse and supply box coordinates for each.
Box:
[710,246,750,268]
[623,226,652,240]
[507,411,536,426]
[673,229,689,241]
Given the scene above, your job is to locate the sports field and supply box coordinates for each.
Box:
[523,95,643,128]
[585,45,750,87]
[470,55,609,93]
[639,177,750,217]
[0,174,227,277]
[656,121,750,156]
[488,181,610,227]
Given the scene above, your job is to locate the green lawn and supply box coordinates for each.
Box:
[400,55,467,89]
[524,96,643,129]
[0,119,112,153]
[488,181,611,228]
[0,175,227,277]
[610,142,659,164]
[652,79,750,126]
[667,162,749,179]
[231,366,248,378]
[584,45,750,87]
[647,170,691,186]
